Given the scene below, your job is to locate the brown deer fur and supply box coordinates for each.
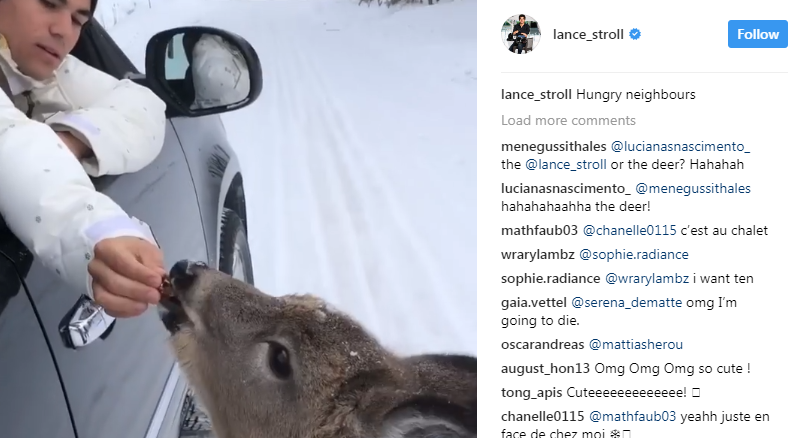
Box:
[160,260,476,438]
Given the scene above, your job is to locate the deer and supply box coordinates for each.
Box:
[159,259,477,438]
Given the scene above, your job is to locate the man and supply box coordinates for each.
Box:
[0,0,167,318]
[510,14,530,54]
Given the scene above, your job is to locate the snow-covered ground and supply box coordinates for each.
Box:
[106,0,476,356]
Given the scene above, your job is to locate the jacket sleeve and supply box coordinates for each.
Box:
[44,55,167,177]
[0,90,159,299]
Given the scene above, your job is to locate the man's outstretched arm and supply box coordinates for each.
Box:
[0,89,161,303]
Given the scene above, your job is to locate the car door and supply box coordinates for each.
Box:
[0,224,75,438]
[17,21,211,438]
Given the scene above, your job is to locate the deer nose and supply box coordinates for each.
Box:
[169,259,208,291]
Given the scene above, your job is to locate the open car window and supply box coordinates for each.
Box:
[0,219,30,319]
[71,20,139,80]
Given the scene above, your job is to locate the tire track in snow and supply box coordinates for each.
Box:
[288,33,468,352]
[249,9,421,347]
[281,37,388,340]
[260,32,292,296]
[267,28,343,304]
[304,8,476,344]
[253,22,386,336]
[290,54,400,345]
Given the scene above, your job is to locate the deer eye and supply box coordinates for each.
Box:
[268,342,292,379]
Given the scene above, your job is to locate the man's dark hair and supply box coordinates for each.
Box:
[518,14,525,20]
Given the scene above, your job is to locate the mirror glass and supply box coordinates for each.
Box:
[163,31,252,110]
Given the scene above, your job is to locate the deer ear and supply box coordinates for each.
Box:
[377,395,476,438]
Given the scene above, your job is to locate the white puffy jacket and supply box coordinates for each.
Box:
[0,36,166,299]
[190,34,251,109]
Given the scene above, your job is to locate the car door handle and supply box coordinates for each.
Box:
[59,294,117,349]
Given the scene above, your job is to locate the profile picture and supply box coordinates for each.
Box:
[502,14,541,54]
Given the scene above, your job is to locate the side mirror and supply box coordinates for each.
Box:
[144,26,263,118]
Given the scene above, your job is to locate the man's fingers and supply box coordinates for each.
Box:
[97,241,163,288]
[139,244,166,273]
[139,244,168,281]
[89,258,161,305]
[93,282,147,318]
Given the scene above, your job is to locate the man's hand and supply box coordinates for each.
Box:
[89,236,167,318]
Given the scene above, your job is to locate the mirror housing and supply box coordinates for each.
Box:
[143,26,263,118]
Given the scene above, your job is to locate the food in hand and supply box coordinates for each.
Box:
[158,278,173,299]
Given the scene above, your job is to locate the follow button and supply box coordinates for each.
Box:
[728,20,788,48]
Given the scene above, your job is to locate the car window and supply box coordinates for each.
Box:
[71,19,139,79]
[0,222,76,438]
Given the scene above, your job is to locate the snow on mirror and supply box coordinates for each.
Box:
[164,31,252,110]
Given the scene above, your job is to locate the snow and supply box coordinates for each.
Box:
[93,0,155,30]
[106,0,476,357]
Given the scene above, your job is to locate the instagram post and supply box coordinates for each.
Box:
[2,0,793,436]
